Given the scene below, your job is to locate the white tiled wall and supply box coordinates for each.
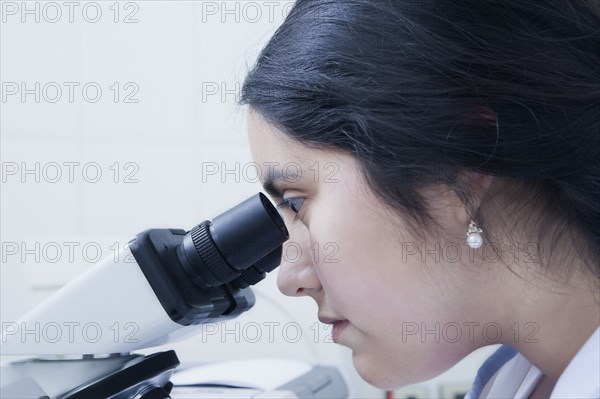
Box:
[0,2,494,398]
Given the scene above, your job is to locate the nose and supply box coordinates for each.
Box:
[276,224,322,297]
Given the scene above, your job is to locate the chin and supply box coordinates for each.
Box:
[351,347,446,390]
[351,350,412,390]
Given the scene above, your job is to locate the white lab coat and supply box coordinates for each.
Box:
[465,326,600,398]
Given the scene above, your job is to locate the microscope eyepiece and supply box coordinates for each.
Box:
[178,193,289,288]
[126,192,289,325]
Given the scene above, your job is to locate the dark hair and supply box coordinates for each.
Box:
[240,0,600,280]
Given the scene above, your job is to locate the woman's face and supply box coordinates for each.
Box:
[247,110,485,389]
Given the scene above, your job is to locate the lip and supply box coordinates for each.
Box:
[318,315,343,325]
[332,320,349,342]
[318,314,349,342]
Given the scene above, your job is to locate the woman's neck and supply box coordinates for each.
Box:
[502,270,599,381]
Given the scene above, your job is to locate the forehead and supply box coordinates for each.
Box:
[247,110,313,165]
[246,109,365,188]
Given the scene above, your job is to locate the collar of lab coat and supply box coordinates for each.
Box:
[466,326,600,399]
[550,325,600,398]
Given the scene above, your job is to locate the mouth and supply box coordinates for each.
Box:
[331,320,350,342]
[318,315,349,342]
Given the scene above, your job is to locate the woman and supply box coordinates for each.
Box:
[239,0,599,397]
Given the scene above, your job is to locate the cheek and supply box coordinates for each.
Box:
[307,199,427,325]
[304,190,480,387]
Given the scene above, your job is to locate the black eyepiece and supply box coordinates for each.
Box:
[177,193,289,288]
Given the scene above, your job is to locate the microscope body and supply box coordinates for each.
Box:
[1,193,289,398]
[1,245,254,356]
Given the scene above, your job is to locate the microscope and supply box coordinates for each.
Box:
[0,193,290,398]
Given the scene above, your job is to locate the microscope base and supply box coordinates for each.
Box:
[1,350,179,399]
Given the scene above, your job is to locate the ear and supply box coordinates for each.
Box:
[417,170,496,240]
[458,170,496,224]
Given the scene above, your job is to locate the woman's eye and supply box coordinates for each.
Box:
[278,197,304,221]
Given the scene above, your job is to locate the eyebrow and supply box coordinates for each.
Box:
[262,168,301,198]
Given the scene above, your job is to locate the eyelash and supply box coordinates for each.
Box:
[277,197,304,222]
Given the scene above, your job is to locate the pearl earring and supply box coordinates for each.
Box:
[466,220,483,249]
